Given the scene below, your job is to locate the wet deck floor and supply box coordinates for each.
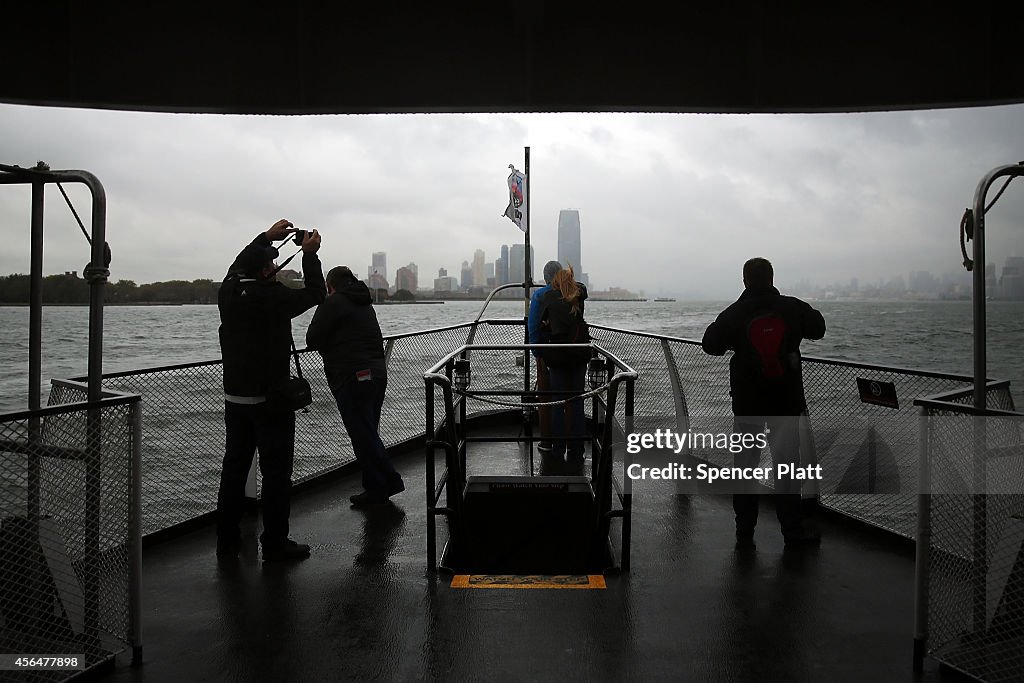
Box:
[95,428,956,682]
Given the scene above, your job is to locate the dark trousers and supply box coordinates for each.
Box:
[331,376,403,493]
[548,362,587,458]
[732,414,803,536]
[536,357,552,443]
[217,401,295,547]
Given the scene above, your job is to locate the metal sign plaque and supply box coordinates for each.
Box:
[856,378,899,409]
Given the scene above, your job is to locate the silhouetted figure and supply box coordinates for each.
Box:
[528,260,565,452]
[535,265,590,462]
[306,266,404,507]
[216,220,325,562]
[702,257,825,547]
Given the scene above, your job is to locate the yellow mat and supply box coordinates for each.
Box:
[450,574,606,589]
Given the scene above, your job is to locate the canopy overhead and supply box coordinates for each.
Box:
[4,4,1022,115]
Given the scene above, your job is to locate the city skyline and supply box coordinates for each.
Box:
[2,105,1022,300]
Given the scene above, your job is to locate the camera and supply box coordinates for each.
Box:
[292,229,309,246]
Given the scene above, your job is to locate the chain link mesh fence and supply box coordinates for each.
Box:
[919,401,1024,683]
[0,394,140,679]
[21,317,1023,681]
[38,320,1016,543]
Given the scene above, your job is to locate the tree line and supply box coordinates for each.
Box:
[0,274,220,304]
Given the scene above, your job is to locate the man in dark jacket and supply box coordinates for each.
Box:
[702,257,825,547]
[216,220,326,562]
[306,266,404,506]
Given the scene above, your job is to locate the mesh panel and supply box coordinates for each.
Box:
[0,398,139,677]
[922,405,1024,682]
[24,319,1023,680]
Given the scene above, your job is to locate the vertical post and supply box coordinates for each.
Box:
[867,425,877,494]
[426,380,436,571]
[522,147,533,460]
[969,170,995,637]
[971,180,987,412]
[129,399,144,665]
[28,180,44,523]
[523,146,532,392]
[81,172,107,662]
[622,375,635,572]
[913,406,931,671]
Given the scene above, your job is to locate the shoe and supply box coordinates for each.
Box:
[262,539,311,562]
[216,538,241,558]
[537,442,553,453]
[350,489,391,507]
[783,530,821,547]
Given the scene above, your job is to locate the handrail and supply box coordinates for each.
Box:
[589,321,984,382]
[0,392,141,421]
[915,379,1012,406]
[912,398,1022,417]
[424,343,636,379]
[471,283,537,324]
[65,317,990,387]
[969,161,1024,410]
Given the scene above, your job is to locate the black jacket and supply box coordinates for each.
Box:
[218,234,326,399]
[305,279,387,389]
[535,283,590,367]
[701,286,825,415]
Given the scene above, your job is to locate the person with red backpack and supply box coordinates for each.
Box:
[702,257,826,548]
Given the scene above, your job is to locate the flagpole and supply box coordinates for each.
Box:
[523,146,531,395]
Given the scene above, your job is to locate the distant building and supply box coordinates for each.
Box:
[557,209,588,287]
[460,261,473,290]
[395,265,418,292]
[366,272,389,292]
[999,256,1024,300]
[496,244,510,285]
[508,244,535,284]
[368,252,387,282]
[433,275,458,292]
[472,249,486,286]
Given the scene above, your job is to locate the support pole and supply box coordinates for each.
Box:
[28,180,44,523]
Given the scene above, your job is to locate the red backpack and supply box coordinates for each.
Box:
[746,313,786,378]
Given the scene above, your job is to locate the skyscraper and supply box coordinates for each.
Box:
[508,244,535,284]
[557,210,581,272]
[395,264,418,292]
[472,249,486,286]
[496,244,510,285]
[557,209,588,286]
[368,252,387,281]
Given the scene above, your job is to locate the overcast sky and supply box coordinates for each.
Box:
[1,103,1022,299]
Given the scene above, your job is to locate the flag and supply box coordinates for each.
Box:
[502,166,527,232]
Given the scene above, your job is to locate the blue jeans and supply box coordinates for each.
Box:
[217,401,295,547]
[547,363,587,458]
[331,376,403,493]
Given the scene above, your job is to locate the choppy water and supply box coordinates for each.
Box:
[1,298,1023,412]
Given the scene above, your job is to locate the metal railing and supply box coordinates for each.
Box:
[422,341,637,572]
[19,315,1020,679]
[41,318,1016,542]
[0,389,142,678]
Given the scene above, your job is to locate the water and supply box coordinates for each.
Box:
[1,299,1023,412]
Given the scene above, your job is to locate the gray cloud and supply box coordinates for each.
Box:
[1,104,1022,299]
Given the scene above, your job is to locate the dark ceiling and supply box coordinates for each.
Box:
[4,3,1022,115]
